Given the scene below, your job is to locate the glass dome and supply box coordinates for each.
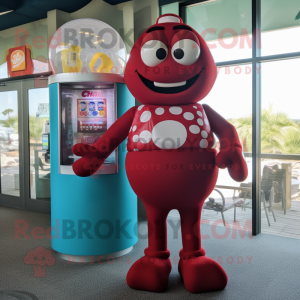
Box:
[49,19,127,75]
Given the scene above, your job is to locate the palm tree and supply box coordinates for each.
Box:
[0,116,18,130]
[0,108,18,131]
[230,106,300,154]
[2,108,14,119]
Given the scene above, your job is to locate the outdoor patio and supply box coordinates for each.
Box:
[169,199,300,239]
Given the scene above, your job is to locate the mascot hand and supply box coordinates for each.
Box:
[72,143,105,177]
[215,147,248,182]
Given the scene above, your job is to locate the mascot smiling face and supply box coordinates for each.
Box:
[125,14,217,105]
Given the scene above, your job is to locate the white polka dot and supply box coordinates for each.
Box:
[201,130,208,138]
[204,118,209,125]
[138,105,145,111]
[129,126,132,132]
[134,148,138,151]
[140,111,151,122]
[197,111,203,117]
[139,130,152,144]
[133,135,139,142]
[189,125,200,134]
[197,118,203,126]
[193,106,197,109]
[155,107,164,115]
[152,120,187,149]
[183,112,194,120]
[200,139,208,148]
[132,125,137,132]
[169,107,182,115]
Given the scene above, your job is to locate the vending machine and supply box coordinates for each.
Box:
[48,19,137,262]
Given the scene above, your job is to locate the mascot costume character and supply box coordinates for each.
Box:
[72,14,248,293]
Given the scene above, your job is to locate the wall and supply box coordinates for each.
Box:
[0,19,48,64]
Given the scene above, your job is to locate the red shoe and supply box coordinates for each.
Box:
[126,248,172,292]
[178,249,228,293]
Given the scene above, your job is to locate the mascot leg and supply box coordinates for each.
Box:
[126,205,172,292]
[178,207,228,293]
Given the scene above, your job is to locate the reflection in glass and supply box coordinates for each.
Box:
[0,91,20,196]
[200,65,252,229]
[261,59,300,236]
[261,0,300,56]
[0,19,48,80]
[186,0,252,62]
[28,88,50,201]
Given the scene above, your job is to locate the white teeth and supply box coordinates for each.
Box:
[154,81,186,88]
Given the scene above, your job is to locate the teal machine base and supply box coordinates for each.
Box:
[49,74,137,260]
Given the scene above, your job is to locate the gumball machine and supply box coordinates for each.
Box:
[48,19,137,261]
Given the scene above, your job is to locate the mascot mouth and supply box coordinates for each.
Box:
[136,67,205,94]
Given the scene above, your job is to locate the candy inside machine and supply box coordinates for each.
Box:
[59,84,117,174]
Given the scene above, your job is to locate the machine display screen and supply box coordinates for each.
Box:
[60,85,116,166]
[77,98,107,133]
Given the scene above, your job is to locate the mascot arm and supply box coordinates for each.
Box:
[72,106,137,177]
[203,104,248,182]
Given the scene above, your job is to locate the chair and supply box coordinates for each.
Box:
[262,166,286,214]
[233,182,276,227]
[203,188,246,226]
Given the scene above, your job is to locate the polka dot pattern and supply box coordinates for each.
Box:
[183,112,194,120]
[197,118,203,126]
[189,125,200,134]
[140,111,151,123]
[169,107,182,115]
[200,139,208,148]
[201,130,208,138]
[155,107,164,115]
[197,111,203,117]
[152,120,187,149]
[127,103,213,152]
[139,130,152,144]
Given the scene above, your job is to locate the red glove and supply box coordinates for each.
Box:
[202,104,248,182]
[72,143,105,177]
[215,146,248,182]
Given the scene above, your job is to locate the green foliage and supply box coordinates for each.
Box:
[29,116,48,140]
[2,108,14,119]
[0,108,18,132]
[0,116,18,130]
[230,106,300,154]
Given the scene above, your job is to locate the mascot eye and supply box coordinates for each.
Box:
[171,39,200,65]
[141,40,168,67]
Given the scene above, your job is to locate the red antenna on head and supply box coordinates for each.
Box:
[156,14,184,24]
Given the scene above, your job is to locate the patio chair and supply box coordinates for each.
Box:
[262,166,286,214]
[233,182,276,227]
[203,188,246,227]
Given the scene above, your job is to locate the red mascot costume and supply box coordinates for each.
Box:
[72,14,248,293]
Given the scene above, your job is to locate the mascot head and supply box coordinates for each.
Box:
[124,14,217,106]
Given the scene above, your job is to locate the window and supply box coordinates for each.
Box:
[179,0,300,236]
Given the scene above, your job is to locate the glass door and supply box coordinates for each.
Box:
[0,79,50,213]
[23,79,50,213]
[0,81,24,209]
